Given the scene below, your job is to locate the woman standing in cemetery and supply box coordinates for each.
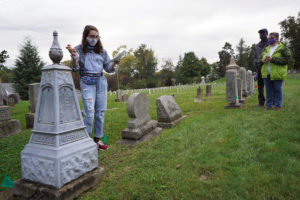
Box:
[67,25,120,150]
[260,32,291,111]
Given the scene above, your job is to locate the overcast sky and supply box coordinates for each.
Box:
[0,0,299,69]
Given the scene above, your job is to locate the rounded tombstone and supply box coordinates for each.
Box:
[126,93,149,119]
[7,94,18,106]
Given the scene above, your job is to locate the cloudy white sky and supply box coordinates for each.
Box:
[0,0,299,69]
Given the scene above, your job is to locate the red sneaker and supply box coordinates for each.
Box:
[97,140,108,151]
[274,107,281,111]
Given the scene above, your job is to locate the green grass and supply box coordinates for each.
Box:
[1,75,300,199]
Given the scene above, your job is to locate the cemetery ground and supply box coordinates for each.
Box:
[1,74,300,200]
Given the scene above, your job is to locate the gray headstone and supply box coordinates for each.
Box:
[240,67,248,97]
[246,70,252,95]
[200,76,206,86]
[121,94,129,103]
[120,93,162,142]
[237,78,245,104]
[20,31,98,189]
[194,87,202,102]
[0,105,21,137]
[1,83,21,104]
[156,95,186,128]
[115,89,122,102]
[28,83,40,113]
[205,84,212,97]
[225,69,241,108]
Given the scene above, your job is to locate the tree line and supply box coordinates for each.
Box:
[0,12,299,99]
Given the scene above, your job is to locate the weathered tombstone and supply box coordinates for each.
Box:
[225,69,241,108]
[194,87,202,102]
[13,31,104,200]
[115,89,122,102]
[0,80,21,137]
[1,83,20,106]
[226,57,244,106]
[122,94,129,103]
[246,70,252,95]
[240,67,248,97]
[237,78,245,104]
[205,84,212,97]
[200,76,206,86]
[251,75,255,94]
[117,93,162,145]
[156,95,186,128]
[25,83,40,128]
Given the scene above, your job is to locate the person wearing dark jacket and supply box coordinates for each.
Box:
[254,28,269,107]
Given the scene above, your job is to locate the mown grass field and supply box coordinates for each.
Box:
[1,75,300,199]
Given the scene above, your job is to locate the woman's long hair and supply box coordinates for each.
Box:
[81,25,103,54]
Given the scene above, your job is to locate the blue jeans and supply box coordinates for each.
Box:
[263,75,283,108]
[80,76,107,138]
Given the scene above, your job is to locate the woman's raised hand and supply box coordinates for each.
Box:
[66,44,77,57]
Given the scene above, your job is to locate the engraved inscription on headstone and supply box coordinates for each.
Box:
[59,86,79,123]
[38,86,55,124]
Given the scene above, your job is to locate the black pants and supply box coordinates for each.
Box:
[257,66,265,105]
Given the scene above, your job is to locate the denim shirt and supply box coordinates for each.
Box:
[70,45,114,75]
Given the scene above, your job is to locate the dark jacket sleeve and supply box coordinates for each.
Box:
[271,46,291,66]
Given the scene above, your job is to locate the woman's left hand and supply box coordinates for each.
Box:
[114,59,121,65]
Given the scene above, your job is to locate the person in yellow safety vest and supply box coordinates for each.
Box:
[260,32,291,111]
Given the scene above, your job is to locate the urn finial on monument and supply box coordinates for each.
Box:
[49,30,63,64]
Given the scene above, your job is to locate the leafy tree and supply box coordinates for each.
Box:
[0,67,13,83]
[0,50,9,70]
[133,44,157,80]
[12,39,45,100]
[217,42,233,77]
[175,53,211,84]
[157,59,175,86]
[279,12,300,70]
[247,44,256,72]
[236,38,249,68]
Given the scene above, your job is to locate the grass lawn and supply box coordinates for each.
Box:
[1,75,300,199]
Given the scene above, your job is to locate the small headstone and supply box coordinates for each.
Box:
[237,78,245,104]
[251,75,255,95]
[117,93,162,145]
[0,81,21,137]
[122,94,129,103]
[1,83,20,106]
[246,70,252,95]
[194,87,203,102]
[115,89,122,102]
[240,67,248,97]
[200,76,206,86]
[205,84,212,97]
[156,95,186,128]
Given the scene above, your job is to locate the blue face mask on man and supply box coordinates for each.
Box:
[268,38,276,45]
[86,37,98,46]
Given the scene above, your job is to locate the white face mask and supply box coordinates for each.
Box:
[86,37,98,46]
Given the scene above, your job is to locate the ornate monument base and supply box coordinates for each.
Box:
[13,167,104,200]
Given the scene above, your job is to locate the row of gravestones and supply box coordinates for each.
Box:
[225,57,255,108]
[11,31,187,200]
